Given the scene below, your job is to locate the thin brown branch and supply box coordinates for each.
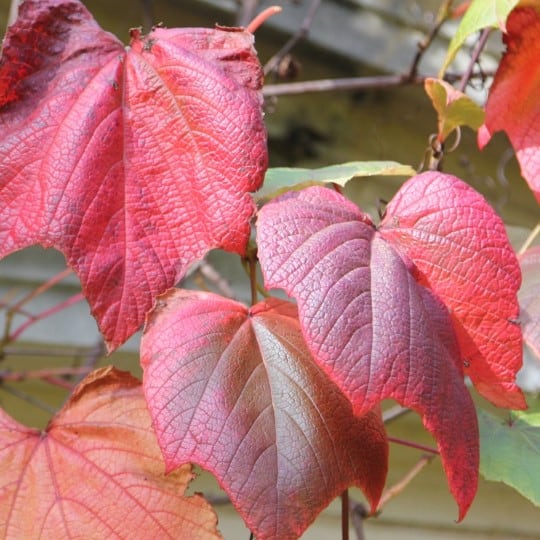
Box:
[0,366,93,382]
[407,0,455,80]
[457,27,492,93]
[205,493,231,506]
[248,255,258,306]
[9,292,85,342]
[42,376,77,390]
[9,268,73,314]
[1,268,76,354]
[377,454,436,511]
[198,261,236,299]
[0,383,58,414]
[387,436,439,455]
[519,223,540,255]
[382,404,411,423]
[263,74,424,97]
[341,489,350,540]
[1,346,96,358]
[348,498,368,540]
[264,0,322,77]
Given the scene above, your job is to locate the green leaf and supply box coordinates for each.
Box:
[257,161,416,202]
[424,78,485,141]
[440,0,519,75]
[479,407,540,506]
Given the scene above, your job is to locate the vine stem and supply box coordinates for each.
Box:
[0,384,57,414]
[518,222,540,255]
[249,256,258,306]
[264,0,322,76]
[377,454,436,511]
[1,268,76,352]
[8,292,85,342]
[9,267,73,313]
[0,366,92,382]
[382,404,411,423]
[341,489,350,540]
[387,436,439,455]
[2,345,96,358]
[456,26,492,93]
[408,0,455,80]
[264,74,424,97]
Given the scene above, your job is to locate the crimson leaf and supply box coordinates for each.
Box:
[257,181,491,519]
[379,172,524,409]
[478,6,540,203]
[141,290,388,540]
[0,0,267,350]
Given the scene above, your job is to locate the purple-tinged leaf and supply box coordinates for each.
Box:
[257,185,479,520]
[141,290,388,540]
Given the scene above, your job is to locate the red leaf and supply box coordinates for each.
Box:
[257,184,482,519]
[0,366,220,539]
[379,172,525,410]
[141,290,388,540]
[478,6,540,203]
[520,246,540,360]
[0,0,267,350]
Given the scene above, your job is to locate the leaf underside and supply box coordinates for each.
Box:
[0,367,220,539]
[141,290,388,540]
[0,0,267,349]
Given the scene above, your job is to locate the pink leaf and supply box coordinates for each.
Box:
[141,290,388,540]
[379,171,525,410]
[257,184,485,519]
[0,0,267,349]
[478,6,540,203]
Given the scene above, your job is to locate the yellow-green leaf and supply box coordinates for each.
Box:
[479,406,540,506]
[257,161,416,203]
[424,78,485,141]
[441,0,519,75]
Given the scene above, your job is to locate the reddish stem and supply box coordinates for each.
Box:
[0,366,92,382]
[377,454,436,511]
[387,436,439,455]
[246,6,282,33]
[9,292,85,342]
[42,376,77,390]
[10,267,73,313]
[341,489,350,540]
